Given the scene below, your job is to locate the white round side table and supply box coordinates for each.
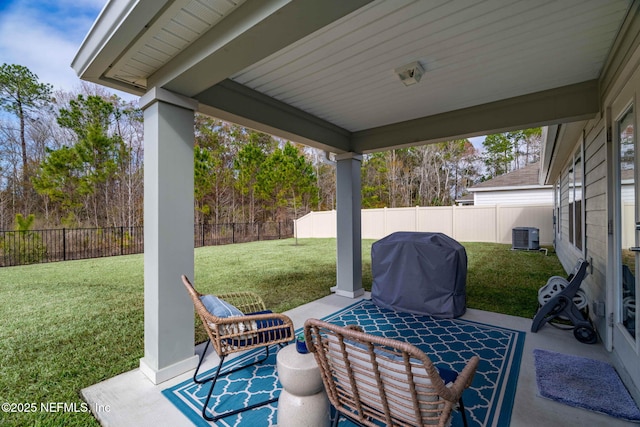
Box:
[276,344,330,427]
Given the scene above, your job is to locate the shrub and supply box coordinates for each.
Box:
[0,214,47,265]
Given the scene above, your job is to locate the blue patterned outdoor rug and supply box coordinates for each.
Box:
[163,300,525,426]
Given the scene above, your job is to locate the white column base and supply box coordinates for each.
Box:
[139,355,199,385]
[330,286,365,298]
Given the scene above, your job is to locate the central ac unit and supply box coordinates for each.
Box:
[512,227,540,250]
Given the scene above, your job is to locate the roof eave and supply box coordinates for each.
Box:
[541,120,589,185]
[540,125,557,186]
[469,184,554,193]
[71,0,171,96]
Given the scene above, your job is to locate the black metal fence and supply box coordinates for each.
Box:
[0,221,293,267]
[193,221,293,247]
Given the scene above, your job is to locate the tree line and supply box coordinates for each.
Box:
[0,63,540,231]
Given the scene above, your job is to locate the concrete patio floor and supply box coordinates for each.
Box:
[82,292,638,426]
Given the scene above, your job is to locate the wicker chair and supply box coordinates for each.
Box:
[181,275,295,422]
[304,318,479,427]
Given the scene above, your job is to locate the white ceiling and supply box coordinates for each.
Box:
[230,0,628,132]
[75,0,633,152]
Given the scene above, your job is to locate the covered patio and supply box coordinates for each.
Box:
[82,293,636,426]
[71,0,640,425]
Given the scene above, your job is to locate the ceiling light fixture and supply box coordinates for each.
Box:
[394,61,425,86]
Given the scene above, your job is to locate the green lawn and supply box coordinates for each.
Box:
[0,238,565,426]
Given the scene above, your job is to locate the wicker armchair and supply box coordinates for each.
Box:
[304,318,479,427]
[181,275,294,422]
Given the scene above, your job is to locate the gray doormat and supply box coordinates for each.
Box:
[533,348,640,422]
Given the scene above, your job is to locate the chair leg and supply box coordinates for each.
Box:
[458,397,468,427]
[193,340,271,384]
[193,340,212,384]
[200,346,278,422]
[331,410,340,427]
[201,355,225,421]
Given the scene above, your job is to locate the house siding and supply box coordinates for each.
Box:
[473,189,553,206]
[556,168,577,266]
[585,121,608,337]
[549,10,640,400]
[554,118,609,339]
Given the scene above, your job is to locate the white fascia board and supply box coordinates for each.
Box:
[543,120,587,184]
[540,125,558,184]
[469,185,553,193]
[72,0,172,93]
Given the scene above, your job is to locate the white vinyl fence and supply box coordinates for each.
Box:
[295,205,554,245]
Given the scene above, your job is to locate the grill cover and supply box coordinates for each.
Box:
[371,232,467,318]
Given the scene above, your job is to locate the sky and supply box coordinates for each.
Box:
[0,0,486,150]
[0,0,108,93]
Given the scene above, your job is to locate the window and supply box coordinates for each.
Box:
[569,166,574,244]
[554,180,561,236]
[573,156,583,249]
[568,149,584,251]
[617,105,635,340]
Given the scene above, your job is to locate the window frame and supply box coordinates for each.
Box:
[567,142,585,253]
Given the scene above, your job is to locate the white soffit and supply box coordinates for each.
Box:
[230,0,631,132]
[104,0,246,88]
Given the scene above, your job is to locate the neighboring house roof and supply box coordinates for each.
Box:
[469,162,550,192]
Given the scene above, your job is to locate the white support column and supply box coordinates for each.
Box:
[139,87,199,384]
[332,153,364,298]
